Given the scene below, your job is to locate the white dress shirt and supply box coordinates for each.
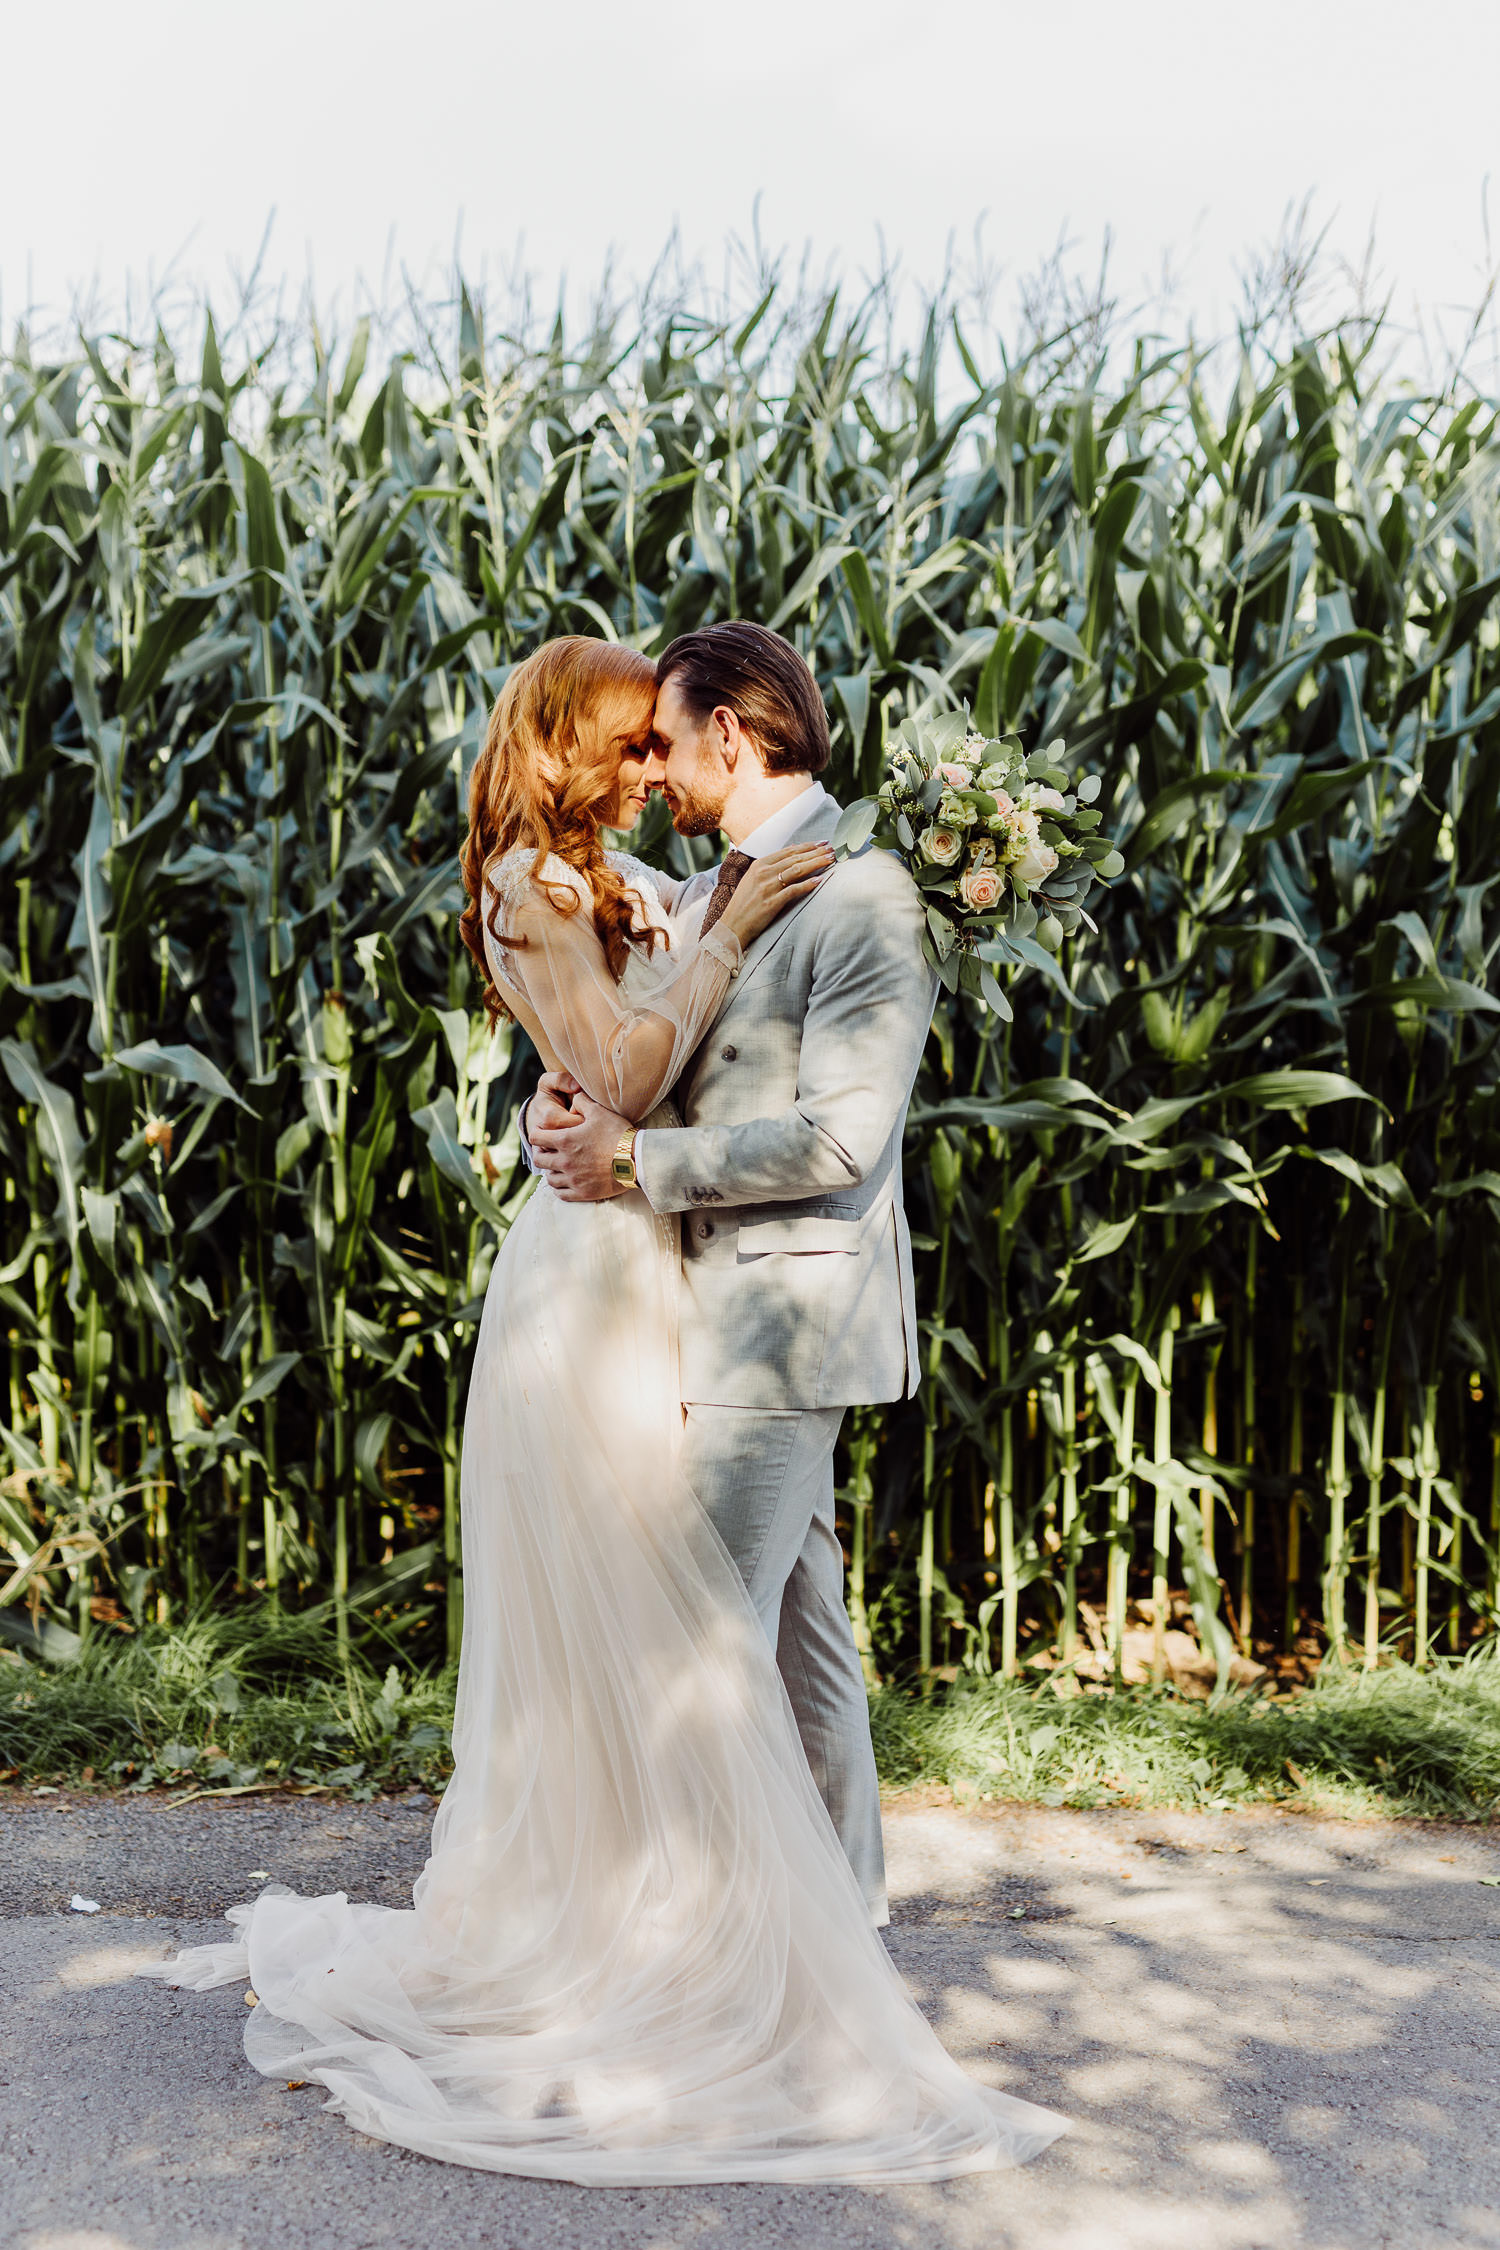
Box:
[735,779,826,858]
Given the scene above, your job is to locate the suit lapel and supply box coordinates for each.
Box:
[703,792,844,1037]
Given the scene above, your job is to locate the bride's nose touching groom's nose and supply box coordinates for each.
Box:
[642,737,669,796]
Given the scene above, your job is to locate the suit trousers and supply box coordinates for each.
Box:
[680,1402,888,1926]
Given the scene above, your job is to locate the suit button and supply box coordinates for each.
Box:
[721,1045,737,1061]
[696,1220,714,1240]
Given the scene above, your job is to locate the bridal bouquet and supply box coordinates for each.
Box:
[833,712,1122,1017]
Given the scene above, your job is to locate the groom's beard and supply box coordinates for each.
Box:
[666,773,730,838]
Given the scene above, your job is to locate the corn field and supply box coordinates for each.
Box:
[2,279,1498,1692]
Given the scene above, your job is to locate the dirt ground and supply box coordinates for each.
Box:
[3,1787,1498,2250]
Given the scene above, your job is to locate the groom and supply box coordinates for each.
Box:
[526,622,937,1925]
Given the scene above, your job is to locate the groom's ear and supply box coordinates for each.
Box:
[710,702,744,772]
[712,703,765,775]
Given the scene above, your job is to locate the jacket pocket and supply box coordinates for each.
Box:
[736,1215,861,1257]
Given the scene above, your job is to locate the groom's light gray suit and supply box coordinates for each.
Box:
[634,788,937,1924]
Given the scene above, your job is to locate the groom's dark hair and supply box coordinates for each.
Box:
[656,622,830,776]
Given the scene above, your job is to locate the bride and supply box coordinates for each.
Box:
[141,636,1067,2185]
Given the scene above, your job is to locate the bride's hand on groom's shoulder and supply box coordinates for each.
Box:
[720,843,834,948]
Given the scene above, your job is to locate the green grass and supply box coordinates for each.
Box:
[0,1610,455,1800]
[4,1610,1500,1821]
[870,1659,1500,1821]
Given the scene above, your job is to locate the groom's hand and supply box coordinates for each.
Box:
[531,1088,633,1202]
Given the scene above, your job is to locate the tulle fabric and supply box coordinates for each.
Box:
[139,855,1067,2184]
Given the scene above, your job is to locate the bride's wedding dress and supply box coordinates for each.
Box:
[140,851,1066,2184]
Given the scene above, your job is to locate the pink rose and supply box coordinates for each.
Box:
[959,863,1005,912]
[989,789,1015,819]
[937,761,972,787]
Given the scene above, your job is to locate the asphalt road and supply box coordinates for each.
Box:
[3,1789,1498,2250]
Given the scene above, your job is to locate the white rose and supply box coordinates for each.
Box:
[938,790,977,827]
[978,763,1014,792]
[959,862,1005,912]
[1024,785,1066,813]
[1013,840,1059,887]
[918,824,963,867]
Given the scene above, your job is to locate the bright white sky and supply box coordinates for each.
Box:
[3,0,1497,366]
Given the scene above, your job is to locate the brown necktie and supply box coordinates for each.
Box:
[699,849,753,935]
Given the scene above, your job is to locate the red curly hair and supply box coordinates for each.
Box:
[459,636,662,1024]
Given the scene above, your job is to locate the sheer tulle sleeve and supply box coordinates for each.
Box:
[488,873,740,1120]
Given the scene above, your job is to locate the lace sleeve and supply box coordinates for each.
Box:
[609,850,687,914]
[487,862,741,1120]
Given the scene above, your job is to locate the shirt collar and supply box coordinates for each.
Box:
[734,781,827,859]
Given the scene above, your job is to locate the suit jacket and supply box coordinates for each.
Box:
[639,790,938,1411]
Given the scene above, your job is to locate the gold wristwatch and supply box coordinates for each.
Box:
[611,1129,638,1190]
